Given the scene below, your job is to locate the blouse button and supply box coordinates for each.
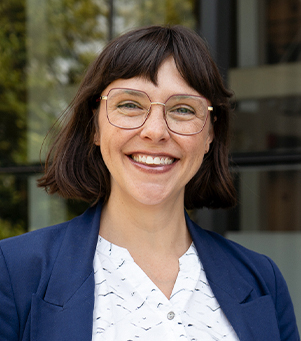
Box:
[167,311,175,320]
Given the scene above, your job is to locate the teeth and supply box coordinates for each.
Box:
[154,157,161,165]
[146,156,153,164]
[132,155,174,165]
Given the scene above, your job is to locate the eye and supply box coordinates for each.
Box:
[169,105,196,116]
[117,101,142,110]
[115,100,147,117]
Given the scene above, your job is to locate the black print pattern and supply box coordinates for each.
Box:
[92,236,239,340]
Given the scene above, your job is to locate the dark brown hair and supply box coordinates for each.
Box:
[38,25,236,209]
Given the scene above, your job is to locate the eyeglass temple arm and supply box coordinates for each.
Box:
[96,96,108,102]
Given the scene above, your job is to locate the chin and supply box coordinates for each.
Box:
[135,197,168,207]
[130,191,167,206]
[130,186,183,208]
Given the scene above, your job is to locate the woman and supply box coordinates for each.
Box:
[0,26,299,340]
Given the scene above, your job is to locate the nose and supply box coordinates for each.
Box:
[139,102,170,142]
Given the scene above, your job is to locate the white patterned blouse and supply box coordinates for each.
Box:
[92,236,239,340]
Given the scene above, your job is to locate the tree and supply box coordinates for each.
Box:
[113,0,196,35]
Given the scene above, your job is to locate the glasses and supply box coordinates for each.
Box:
[98,88,213,136]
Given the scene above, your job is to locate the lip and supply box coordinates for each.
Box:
[126,152,179,173]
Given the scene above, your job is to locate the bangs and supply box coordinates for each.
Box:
[99,26,215,102]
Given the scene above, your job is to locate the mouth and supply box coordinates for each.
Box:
[130,154,176,166]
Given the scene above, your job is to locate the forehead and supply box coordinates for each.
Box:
[102,58,203,99]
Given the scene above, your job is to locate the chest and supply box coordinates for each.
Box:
[92,237,239,340]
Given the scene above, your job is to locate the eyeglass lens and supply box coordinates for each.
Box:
[106,88,209,135]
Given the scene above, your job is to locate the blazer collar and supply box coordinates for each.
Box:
[186,212,281,340]
[42,202,102,306]
[186,212,253,303]
[31,203,102,340]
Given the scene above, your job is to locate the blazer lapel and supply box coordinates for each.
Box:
[30,274,94,341]
[186,214,281,341]
[30,202,102,341]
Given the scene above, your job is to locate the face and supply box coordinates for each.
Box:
[95,58,214,207]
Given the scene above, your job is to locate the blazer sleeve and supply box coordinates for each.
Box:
[0,246,19,340]
[264,255,300,341]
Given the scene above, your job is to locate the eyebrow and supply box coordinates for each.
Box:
[113,88,147,98]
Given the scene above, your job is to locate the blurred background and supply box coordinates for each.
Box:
[0,0,301,329]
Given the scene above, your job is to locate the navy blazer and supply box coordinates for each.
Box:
[0,202,299,340]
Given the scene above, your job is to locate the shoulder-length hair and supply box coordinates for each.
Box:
[38,25,236,209]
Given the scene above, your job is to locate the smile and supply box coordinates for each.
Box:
[131,154,175,165]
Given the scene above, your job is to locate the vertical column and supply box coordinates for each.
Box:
[28,175,67,230]
[26,0,66,230]
[199,0,234,79]
[237,0,260,67]
[195,0,234,233]
[240,170,260,231]
[237,0,261,231]
[108,0,114,40]
[199,0,218,60]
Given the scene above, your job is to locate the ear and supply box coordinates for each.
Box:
[204,123,214,153]
[94,133,100,146]
[93,109,100,146]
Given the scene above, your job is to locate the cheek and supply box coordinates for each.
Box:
[97,104,110,134]
[185,138,208,172]
[99,132,112,165]
[97,122,112,167]
[98,125,127,167]
[187,135,207,156]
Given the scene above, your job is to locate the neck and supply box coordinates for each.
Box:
[99,194,191,258]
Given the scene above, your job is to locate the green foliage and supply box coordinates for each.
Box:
[0,219,26,240]
[114,0,196,34]
[0,174,27,238]
[0,0,27,165]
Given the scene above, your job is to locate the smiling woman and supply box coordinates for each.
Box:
[38,25,236,210]
[94,58,215,210]
[0,25,299,341]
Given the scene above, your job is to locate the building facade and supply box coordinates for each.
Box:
[1,0,300,329]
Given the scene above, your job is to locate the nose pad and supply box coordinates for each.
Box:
[140,102,170,140]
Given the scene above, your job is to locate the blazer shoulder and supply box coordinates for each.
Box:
[0,220,69,262]
[0,220,71,296]
[204,229,280,279]
[0,203,96,259]
[0,221,68,339]
[0,204,99,341]
[203,230,300,340]
[187,215,279,291]
[0,203,100,300]
[202,229,295,304]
